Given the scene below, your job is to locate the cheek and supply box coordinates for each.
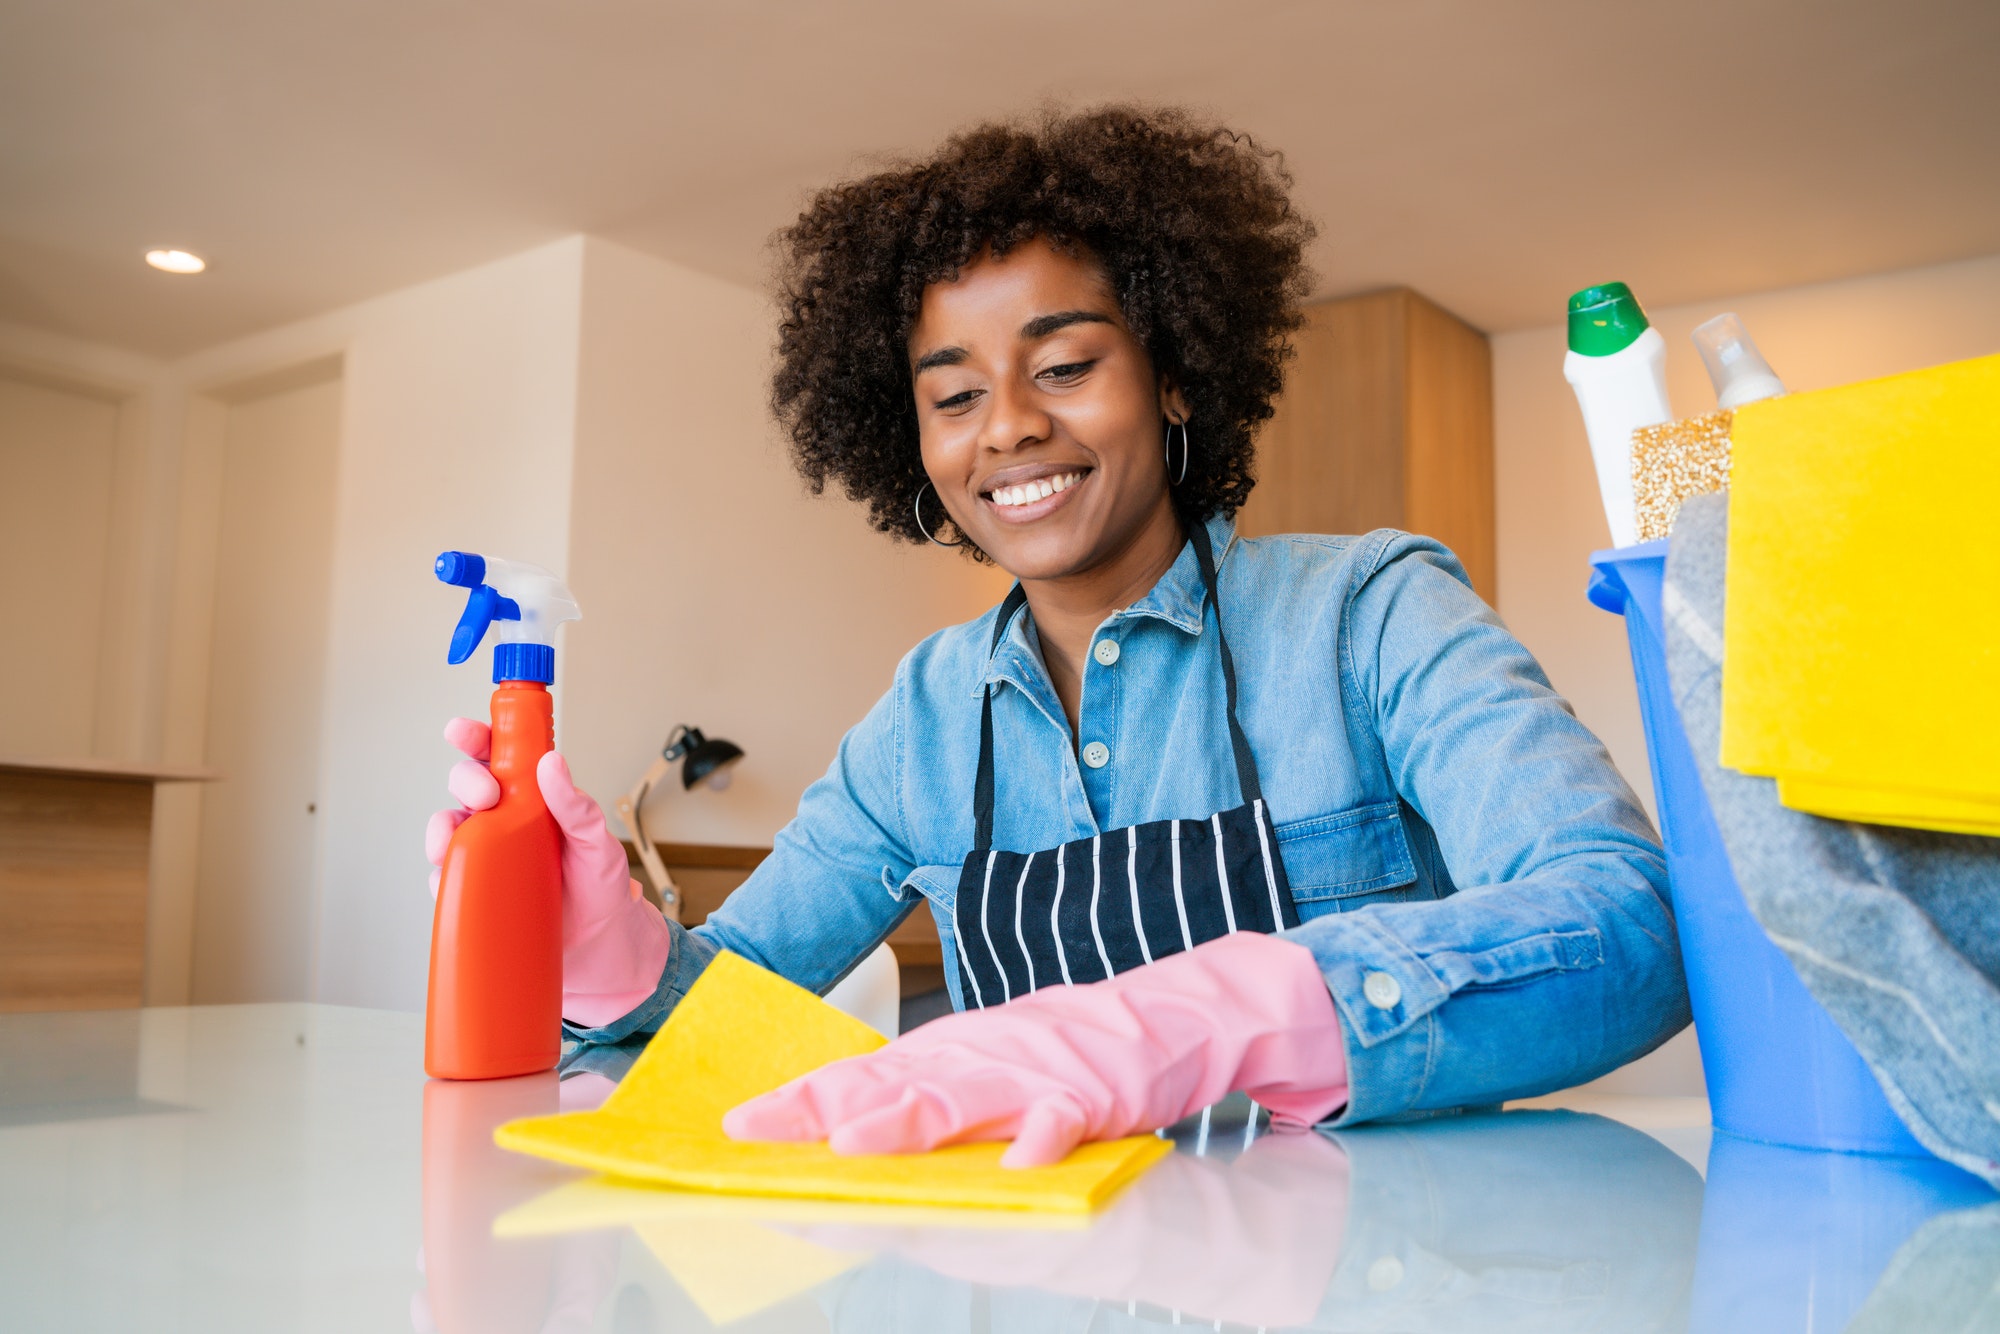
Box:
[1061,390,1158,479]
[917,420,975,492]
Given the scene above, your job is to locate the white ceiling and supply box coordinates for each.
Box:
[3,0,1997,357]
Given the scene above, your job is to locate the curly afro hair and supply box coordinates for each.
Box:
[770,105,1315,552]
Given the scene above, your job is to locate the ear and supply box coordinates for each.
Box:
[1158,379,1190,425]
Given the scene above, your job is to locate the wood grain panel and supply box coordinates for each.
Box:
[1238,286,1494,600]
[1404,291,1497,599]
[0,773,152,1011]
[1239,290,1406,539]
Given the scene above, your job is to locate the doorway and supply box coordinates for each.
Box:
[190,368,342,1003]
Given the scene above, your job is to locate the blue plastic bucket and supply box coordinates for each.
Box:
[1587,542,1930,1157]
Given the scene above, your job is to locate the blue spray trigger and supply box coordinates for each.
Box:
[446,584,521,665]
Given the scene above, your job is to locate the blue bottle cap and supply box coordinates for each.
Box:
[493,642,555,684]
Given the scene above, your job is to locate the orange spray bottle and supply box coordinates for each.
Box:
[427,551,581,1079]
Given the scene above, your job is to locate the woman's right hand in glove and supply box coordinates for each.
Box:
[424,717,673,1028]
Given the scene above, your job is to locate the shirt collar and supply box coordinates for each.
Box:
[1114,511,1238,635]
[975,512,1238,697]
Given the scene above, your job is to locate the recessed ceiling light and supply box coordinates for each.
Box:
[145,249,206,274]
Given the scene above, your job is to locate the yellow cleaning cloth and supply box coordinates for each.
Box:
[1721,352,2000,834]
[494,951,1170,1212]
[1775,777,2000,839]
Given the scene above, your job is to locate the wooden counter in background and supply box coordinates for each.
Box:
[623,840,947,998]
[0,757,218,1012]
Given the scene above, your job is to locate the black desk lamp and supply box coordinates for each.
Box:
[617,724,746,919]
[663,725,745,791]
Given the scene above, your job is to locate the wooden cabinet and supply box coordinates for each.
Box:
[0,757,216,1012]
[1238,287,1495,599]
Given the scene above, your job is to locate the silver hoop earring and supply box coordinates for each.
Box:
[1164,420,1190,485]
[913,482,966,548]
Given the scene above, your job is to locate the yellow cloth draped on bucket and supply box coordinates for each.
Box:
[1721,352,2000,835]
[494,951,1170,1212]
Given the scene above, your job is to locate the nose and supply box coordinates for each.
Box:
[978,369,1053,457]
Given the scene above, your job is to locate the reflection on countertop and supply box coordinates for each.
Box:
[1,1003,1993,1332]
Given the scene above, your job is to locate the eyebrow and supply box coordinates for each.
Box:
[913,345,968,374]
[1021,309,1115,340]
[911,309,1117,375]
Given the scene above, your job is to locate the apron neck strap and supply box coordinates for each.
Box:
[971,520,1261,852]
[973,583,1030,852]
[1188,518,1266,808]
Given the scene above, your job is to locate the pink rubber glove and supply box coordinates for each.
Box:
[424,718,673,1028]
[723,931,1348,1167]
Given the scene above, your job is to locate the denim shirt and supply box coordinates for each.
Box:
[567,515,1690,1125]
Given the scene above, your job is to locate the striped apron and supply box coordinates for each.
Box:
[952,520,1298,1008]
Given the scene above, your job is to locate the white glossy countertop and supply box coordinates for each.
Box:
[2,1003,1993,1331]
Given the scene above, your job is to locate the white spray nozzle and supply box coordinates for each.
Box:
[1692,313,1786,410]
[476,556,580,646]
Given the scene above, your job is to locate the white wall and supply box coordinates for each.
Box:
[1493,250,2000,1096]
[559,238,1010,847]
[0,373,122,756]
[0,327,185,767]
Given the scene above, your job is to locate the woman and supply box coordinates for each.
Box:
[427,107,1688,1166]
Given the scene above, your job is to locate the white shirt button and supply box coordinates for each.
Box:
[1092,638,1121,666]
[1363,971,1402,1010]
[1367,1255,1405,1291]
[1081,741,1111,769]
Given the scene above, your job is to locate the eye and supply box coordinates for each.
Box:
[1038,360,1095,384]
[934,388,983,412]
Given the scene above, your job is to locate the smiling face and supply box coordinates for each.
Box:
[910,237,1185,584]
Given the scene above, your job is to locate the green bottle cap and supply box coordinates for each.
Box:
[1567,282,1651,356]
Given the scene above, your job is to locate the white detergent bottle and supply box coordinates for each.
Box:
[1563,282,1672,548]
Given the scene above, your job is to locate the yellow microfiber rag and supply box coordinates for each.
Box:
[493,951,1170,1212]
[1721,351,2000,835]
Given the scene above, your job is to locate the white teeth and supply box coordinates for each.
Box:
[989,471,1082,508]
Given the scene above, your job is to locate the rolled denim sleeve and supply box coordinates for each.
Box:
[1287,534,1689,1124]
[560,915,719,1047]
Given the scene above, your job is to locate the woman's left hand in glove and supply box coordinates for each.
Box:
[723,931,1348,1168]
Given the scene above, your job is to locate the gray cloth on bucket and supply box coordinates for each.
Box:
[1662,491,2000,1186]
